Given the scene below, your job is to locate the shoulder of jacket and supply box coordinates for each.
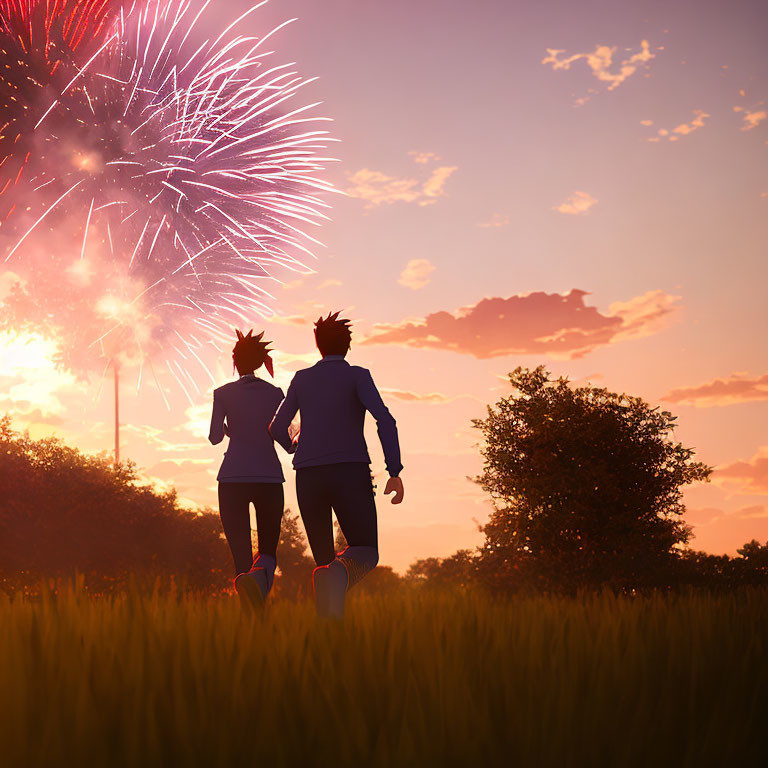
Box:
[263,380,284,396]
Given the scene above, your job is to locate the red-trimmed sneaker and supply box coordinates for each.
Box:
[234,569,267,613]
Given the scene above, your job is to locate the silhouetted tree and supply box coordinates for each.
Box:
[356,565,403,594]
[406,550,477,590]
[472,367,713,592]
[674,548,768,588]
[334,520,347,551]
[0,416,230,593]
[736,539,768,568]
[269,510,315,600]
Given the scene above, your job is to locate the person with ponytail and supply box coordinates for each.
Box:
[208,329,293,610]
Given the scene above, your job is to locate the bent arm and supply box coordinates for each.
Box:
[356,370,403,477]
[269,378,299,454]
[208,390,226,445]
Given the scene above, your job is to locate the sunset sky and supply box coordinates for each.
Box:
[1,0,767,572]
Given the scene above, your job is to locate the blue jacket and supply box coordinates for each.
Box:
[208,374,288,482]
[269,356,403,477]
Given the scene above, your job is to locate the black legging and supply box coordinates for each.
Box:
[295,462,378,566]
[218,482,284,575]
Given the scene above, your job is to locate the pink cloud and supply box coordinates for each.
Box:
[362,289,680,359]
[715,449,768,495]
[686,504,768,554]
[662,372,768,406]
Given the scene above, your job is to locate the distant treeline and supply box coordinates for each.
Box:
[0,415,400,597]
[2,366,767,596]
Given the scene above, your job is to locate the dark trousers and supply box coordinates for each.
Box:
[218,482,284,575]
[296,462,377,567]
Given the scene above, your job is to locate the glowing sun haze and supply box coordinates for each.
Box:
[1,0,767,571]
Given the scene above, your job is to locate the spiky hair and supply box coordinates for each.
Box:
[314,311,352,356]
[232,329,273,375]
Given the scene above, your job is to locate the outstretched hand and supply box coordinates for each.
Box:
[384,476,404,504]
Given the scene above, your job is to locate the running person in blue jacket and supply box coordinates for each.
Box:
[270,311,404,618]
[209,329,293,609]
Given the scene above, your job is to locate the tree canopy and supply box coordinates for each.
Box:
[0,416,230,593]
[268,510,315,600]
[0,417,406,597]
[472,367,713,591]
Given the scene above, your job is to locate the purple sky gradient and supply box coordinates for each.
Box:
[2,0,767,569]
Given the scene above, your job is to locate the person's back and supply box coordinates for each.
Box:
[269,311,404,619]
[287,358,396,471]
[212,376,285,482]
[209,329,291,610]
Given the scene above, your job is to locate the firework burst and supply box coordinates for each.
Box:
[2,0,337,399]
[0,0,123,217]
[0,0,119,62]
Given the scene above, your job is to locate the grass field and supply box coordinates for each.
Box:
[1,585,765,767]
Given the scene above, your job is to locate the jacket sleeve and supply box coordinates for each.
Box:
[269,378,299,454]
[355,370,403,477]
[208,389,226,445]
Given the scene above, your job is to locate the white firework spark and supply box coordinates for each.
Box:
[2,0,337,398]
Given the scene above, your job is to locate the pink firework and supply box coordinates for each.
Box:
[2,0,337,401]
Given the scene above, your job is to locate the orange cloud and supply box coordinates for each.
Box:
[733,105,767,131]
[422,166,458,200]
[542,40,655,97]
[672,110,709,135]
[607,289,682,343]
[268,313,308,326]
[346,163,457,208]
[381,389,454,404]
[646,110,709,142]
[408,151,441,164]
[554,190,598,215]
[662,372,768,407]
[477,213,509,228]
[362,289,681,359]
[398,259,435,290]
[715,449,768,495]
